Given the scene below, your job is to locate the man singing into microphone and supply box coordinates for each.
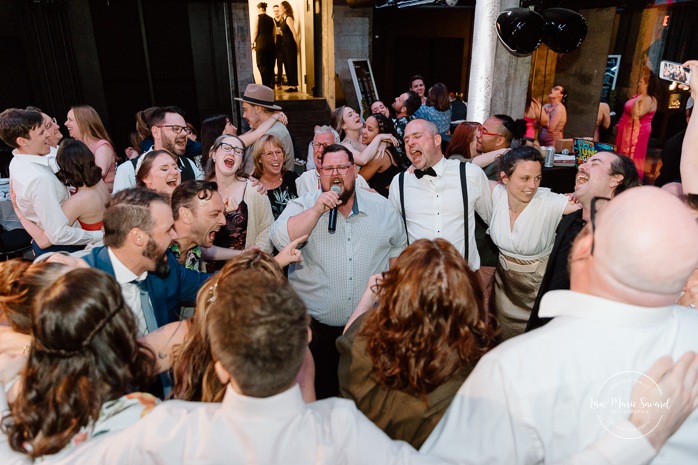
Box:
[270,144,406,399]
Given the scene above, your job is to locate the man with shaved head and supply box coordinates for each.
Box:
[422,187,698,464]
[388,119,491,270]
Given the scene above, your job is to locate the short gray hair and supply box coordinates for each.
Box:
[314,125,340,144]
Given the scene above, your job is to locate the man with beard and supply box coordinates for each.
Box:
[82,188,210,336]
[471,114,526,180]
[525,151,638,331]
[270,144,406,399]
[113,106,203,193]
[170,180,227,271]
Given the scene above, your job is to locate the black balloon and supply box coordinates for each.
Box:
[542,8,587,54]
[496,8,546,56]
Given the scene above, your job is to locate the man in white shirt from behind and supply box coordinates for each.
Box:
[296,125,370,196]
[422,186,698,464]
[53,270,450,465]
[0,108,102,255]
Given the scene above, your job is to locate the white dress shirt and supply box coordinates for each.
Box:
[422,290,697,465]
[296,169,370,196]
[270,188,406,326]
[7,385,452,465]
[389,157,492,270]
[9,151,102,246]
[108,248,149,336]
[0,382,655,465]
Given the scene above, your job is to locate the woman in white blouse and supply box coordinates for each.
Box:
[487,146,579,341]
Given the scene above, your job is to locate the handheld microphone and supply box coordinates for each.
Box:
[328,185,341,234]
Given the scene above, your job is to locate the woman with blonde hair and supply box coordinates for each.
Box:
[329,105,397,166]
[251,134,298,219]
[64,105,117,192]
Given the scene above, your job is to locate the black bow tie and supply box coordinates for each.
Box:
[414,167,437,179]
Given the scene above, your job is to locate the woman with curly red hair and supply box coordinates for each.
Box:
[337,238,496,448]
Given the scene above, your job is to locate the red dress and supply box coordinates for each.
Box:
[615,94,655,181]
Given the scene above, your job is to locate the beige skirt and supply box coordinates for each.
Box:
[493,254,549,342]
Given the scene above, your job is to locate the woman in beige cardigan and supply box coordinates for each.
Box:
[204,134,274,271]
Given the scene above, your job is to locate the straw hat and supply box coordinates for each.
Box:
[234,84,282,110]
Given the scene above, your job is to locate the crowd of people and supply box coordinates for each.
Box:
[0,58,697,464]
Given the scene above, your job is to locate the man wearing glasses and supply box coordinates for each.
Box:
[471,114,523,180]
[113,106,202,193]
[296,126,370,196]
[526,151,639,331]
[423,187,698,465]
[271,144,405,400]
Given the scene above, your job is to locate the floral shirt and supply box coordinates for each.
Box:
[170,243,202,271]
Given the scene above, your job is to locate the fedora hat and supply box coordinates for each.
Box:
[234,84,282,110]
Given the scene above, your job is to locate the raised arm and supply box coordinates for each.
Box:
[237,112,287,148]
[345,133,398,166]
[681,60,698,194]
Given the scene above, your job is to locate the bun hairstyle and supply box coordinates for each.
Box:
[494,114,527,145]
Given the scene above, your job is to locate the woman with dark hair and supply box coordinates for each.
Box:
[199,115,237,169]
[486,146,579,341]
[13,139,110,249]
[445,121,481,162]
[279,1,300,92]
[251,134,298,219]
[539,85,568,147]
[0,268,156,461]
[413,83,452,137]
[64,105,117,192]
[135,150,181,198]
[358,113,402,197]
[337,238,496,448]
[615,72,659,181]
[330,105,397,166]
[205,135,274,271]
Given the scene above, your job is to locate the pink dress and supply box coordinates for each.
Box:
[88,139,116,191]
[615,95,655,181]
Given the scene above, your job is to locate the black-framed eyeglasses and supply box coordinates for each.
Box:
[216,142,244,156]
[157,124,193,135]
[319,165,352,176]
[590,196,610,256]
[312,141,332,150]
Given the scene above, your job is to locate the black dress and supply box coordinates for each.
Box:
[281,17,298,87]
[266,170,299,219]
[256,14,276,88]
[367,153,401,198]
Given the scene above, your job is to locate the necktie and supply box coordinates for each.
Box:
[414,167,437,179]
[134,279,158,334]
